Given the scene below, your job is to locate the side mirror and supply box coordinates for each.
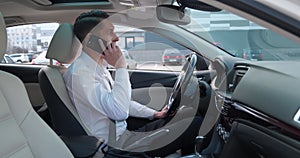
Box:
[156,5,191,25]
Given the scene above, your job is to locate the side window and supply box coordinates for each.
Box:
[5,56,14,63]
[3,23,59,65]
[115,25,192,71]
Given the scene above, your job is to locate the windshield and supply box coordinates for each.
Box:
[180,9,300,61]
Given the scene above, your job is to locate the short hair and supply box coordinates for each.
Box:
[74,10,109,42]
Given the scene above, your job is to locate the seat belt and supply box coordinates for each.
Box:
[43,66,92,135]
[46,66,119,150]
[108,119,116,147]
[106,76,117,148]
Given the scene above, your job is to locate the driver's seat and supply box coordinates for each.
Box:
[38,23,103,157]
[38,23,91,136]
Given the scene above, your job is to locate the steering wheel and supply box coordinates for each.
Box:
[167,53,197,115]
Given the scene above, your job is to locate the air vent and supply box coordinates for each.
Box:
[235,65,249,76]
[293,108,300,124]
[33,0,52,6]
[235,65,249,79]
[230,65,249,92]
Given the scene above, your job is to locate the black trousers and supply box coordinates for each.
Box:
[107,112,203,157]
[139,116,202,157]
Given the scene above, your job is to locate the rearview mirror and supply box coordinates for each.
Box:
[156,5,191,25]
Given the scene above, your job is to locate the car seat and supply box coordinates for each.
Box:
[0,11,74,158]
[38,23,90,136]
[38,23,103,158]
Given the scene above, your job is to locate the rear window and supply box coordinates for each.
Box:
[5,23,59,65]
[10,55,21,57]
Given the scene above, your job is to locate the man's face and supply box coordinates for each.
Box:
[93,19,118,43]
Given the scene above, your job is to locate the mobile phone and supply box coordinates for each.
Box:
[86,34,107,54]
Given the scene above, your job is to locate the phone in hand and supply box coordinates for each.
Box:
[86,34,107,54]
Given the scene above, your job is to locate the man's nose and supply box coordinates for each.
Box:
[112,34,119,42]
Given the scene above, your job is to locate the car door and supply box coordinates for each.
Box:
[109,25,215,129]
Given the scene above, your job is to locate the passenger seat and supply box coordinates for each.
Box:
[0,11,73,158]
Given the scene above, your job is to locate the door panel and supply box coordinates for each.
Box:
[128,69,215,89]
[0,64,41,83]
[126,69,215,130]
[132,87,172,110]
[129,69,215,110]
[129,71,179,89]
[0,64,45,107]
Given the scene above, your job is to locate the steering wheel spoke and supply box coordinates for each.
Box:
[167,53,197,115]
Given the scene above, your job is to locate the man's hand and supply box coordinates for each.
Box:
[154,105,169,119]
[103,42,126,69]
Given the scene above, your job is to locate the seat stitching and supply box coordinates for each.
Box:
[2,143,30,158]
[0,113,13,124]
[0,75,31,125]
[0,88,34,157]
[0,115,32,158]
[19,108,31,126]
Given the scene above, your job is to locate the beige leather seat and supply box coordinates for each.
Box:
[38,23,103,158]
[0,12,73,158]
[38,23,92,136]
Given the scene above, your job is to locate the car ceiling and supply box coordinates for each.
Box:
[1,0,300,48]
[0,0,171,26]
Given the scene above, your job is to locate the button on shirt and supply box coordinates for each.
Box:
[63,52,156,143]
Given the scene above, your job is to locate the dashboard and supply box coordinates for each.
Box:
[210,56,300,158]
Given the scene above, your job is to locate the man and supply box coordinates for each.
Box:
[64,10,202,157]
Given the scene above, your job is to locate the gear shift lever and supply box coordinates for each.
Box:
[195,136,206,157]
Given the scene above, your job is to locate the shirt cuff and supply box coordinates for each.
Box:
[115,68,129,84]
[145,108,156,120]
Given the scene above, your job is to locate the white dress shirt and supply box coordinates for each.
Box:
[63,52,156,143]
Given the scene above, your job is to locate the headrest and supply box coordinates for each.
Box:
[0,12,7,60]
[46,23,82,64]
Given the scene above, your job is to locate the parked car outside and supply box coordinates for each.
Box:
[235,48,263,61]
[121,49,137,69]
[1,54,15,64]
[31,51,60,65]
[162,48,183,66]
[9,53,29,63]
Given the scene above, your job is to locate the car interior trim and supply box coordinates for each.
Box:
[224,99,300,141]
[293,108,300,125]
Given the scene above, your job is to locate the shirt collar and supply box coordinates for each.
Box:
[80,51,107,74]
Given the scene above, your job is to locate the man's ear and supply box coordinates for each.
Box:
[82,33,92,46]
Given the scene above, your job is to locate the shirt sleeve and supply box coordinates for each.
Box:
[100,68,156,120]
[97,68,132,121]
[129,101,156,119]
[67,64,155,121]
